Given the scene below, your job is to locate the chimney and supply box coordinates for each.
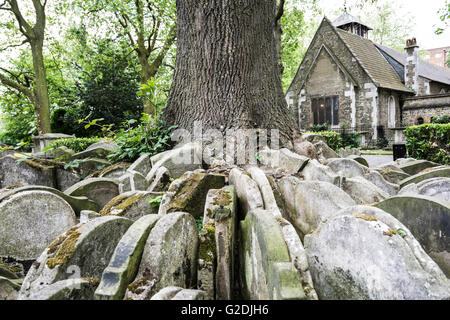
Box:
[404,38,419,95]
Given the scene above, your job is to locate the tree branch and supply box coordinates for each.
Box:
[275,0,285,24]
[0,70,34,100]
[148,22,177,77]
[7,0,33,38]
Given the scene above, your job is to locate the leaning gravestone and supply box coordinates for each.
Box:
[277,177,355,237]
[305,208,450,300]
[376,195,450,278]
[95,215,160,300]
[0,185,99,216]
[99,191,160,221]
[0,155,55,189]
[125,212,198,300]
[158,170,225,218]
[0,191,77,262]
[239,209,305,300]
[398,160,439,176]
[65,178,119,209]
[28,279,99,300]
[18,216,133,300]
[400,167,450,189]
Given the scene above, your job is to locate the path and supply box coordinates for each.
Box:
[363,155,394,168]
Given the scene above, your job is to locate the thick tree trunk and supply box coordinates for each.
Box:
[31,38,51,134]
[163,0,298,146]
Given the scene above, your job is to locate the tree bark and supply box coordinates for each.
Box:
[163,0,298,146]
[0,0,52,135]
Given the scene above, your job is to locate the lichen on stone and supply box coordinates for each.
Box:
[99,194,129,216]
[5,185,23,190]
[354,213,378,222]
[212,189,232,207]
[198,222,216,264]
[46,226,82,269]
[383,229,397,237]
[81,277,101,287]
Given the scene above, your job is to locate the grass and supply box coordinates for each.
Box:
[360,149,393,156]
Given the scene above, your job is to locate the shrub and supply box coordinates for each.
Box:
[107,114,177,163]
[431,114,450,124]
[50,137,103,153]
[308,123,330,132]
[340,124,361,149]
[405,124,450,165]
[305,131,343,151]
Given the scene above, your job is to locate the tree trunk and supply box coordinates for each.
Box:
[31,38,51,134]
[139,52,155,116]
[163,0,298,146]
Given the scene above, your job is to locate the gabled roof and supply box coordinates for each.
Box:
[335,29,412,92]
[375,44,450,85]
[332,13,373,30]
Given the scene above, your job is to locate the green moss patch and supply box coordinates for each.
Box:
[198,222,216,264]
[46,226,82,269]
[99,194,130,216]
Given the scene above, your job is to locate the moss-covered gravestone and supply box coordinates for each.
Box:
[95,215,160,300]
[239,209,305,300]
[125,212,198,300]
[18,216,133,300]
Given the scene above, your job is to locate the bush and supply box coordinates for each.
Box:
[107,114,177,163]
[305,131,343,151]
[50,137,103,153]
[340,125,361,149]
[405,124,450,165]
[431,114,450,124]
[308,123,330,132]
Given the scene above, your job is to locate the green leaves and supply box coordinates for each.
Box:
[147,195,163,208]
[405,123,450,165]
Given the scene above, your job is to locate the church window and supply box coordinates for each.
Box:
[312,96,339,126]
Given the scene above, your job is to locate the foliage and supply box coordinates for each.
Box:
[281,1,321,92]
[405,124,450,165]
[340,124,361,149]
[376,136,389,149]
[308,123,330,132]
[435,0,450,35]
[305,131,343,151]
[0,89,36,149]
[107,114,177,163]
[76,39,143,135]
[431,114,450,124]
[147,195,163,208]
[50,137,103,153]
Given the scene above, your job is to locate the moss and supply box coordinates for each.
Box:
[354,213,378,222]
[127,277,151,295]
[0,262,20,274]
[91,162,130,178]
[24,159,55,170]
[99,194,129,216]
[168,173,203,211]
[383,229,397,237]
[198,222,216,264]
[115,193,144,211]
[82,277,100,287]
[5,185,23,190]
[46,226,81,269]
[212,189,232,207]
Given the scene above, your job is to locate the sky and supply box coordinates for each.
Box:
[317,0,449,50]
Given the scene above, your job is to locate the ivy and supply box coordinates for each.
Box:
[405,124,450,165]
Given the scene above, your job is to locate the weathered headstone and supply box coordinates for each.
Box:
[341,177,389,205]
[277,177,356,237]
[125,212,198,300]
[305,209,450,299]
[158,170,225,218]
[65,178,119,209]
[0,190,77,261]
[398,159,439,176]
[100,191,160,221]
[18,216,133,300]
[400,167,450,189]
[239,209,305,300]
[376,195,450,277]
[95,215,160,300]
[28,278,99,300]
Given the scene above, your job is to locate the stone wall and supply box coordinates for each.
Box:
[402,94,450,125]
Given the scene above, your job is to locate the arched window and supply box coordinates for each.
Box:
[388,96,396,128]
[416,117,424,125]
